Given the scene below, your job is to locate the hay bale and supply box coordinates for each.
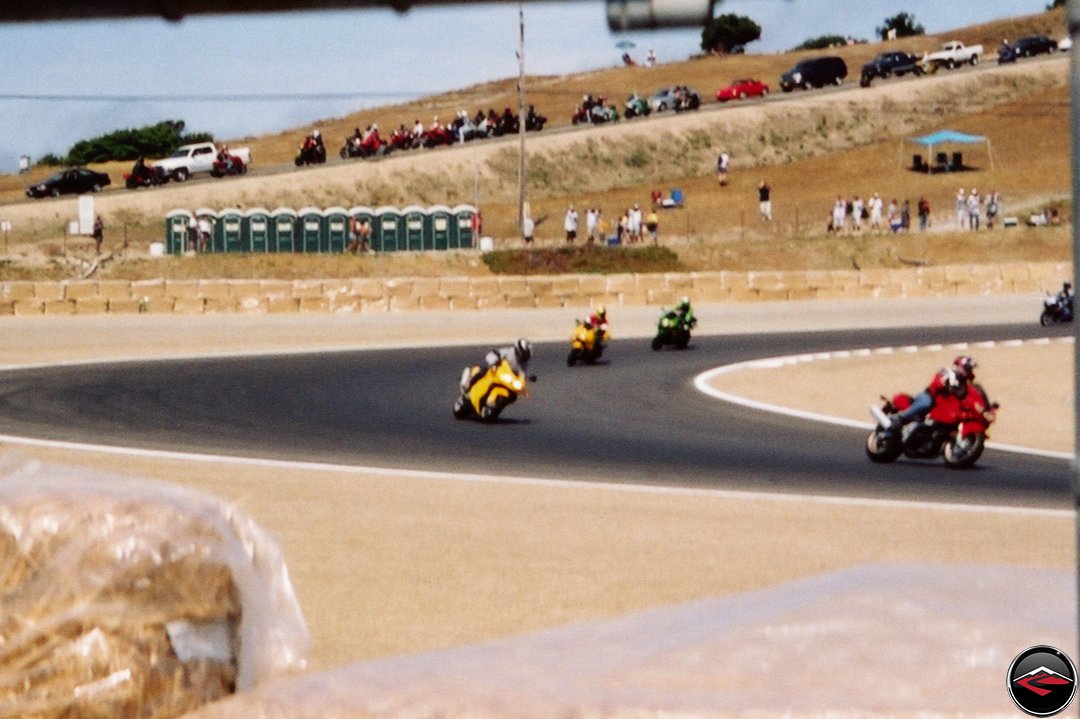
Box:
[0,461,310,719]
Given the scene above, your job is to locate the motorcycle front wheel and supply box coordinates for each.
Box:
[865,428,903,463]
[943,434,985,469]
[452,396,471,420]
[567,349,579,367]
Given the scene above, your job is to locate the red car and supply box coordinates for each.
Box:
[715,78,769,102]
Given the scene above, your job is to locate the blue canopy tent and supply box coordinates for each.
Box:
[903,130,993,172]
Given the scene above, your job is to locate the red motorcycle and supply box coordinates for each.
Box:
[340,133,384,159]
[123,162,168,189]
[865,384,998,469]
[421,126,454,148]
[210,153,246,177]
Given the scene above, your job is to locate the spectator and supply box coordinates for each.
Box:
[955,188,967,229]
[716,150,730,187]
[197,215,213,252]
[646,49,657,67]
[900,199,911,232]
[887,199,901,233]
[851,195,864,233]
[831,196,846,234]
[758,180,772,222]
[586,207,599,244]
[869,192,883,233]
[522,215,535,245]
[917,196,931,231]
[645,208,659,243]
[986,190,1000,229]
[629,203,643,243]
[564,205,579,243]
[348,216,371,254]
[967,188,981,231]
[92,214,104,254]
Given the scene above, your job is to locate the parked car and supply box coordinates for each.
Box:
[1012,35,1058,58]
[648,85,701,112]
[859,51,923,86]
[779,56,848,92]
[1059,36,1072,52]
[716,78,769,102]
[25,167,110,198]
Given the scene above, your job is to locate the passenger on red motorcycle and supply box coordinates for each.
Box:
[891,355,976,429]
[217,144,235,173]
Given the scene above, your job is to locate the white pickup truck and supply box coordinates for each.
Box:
[153,142,251,182]
[923,40,983,71]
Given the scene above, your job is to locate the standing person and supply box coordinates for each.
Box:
[851,195,864,234]
[967,188,981,231]
[197,215,213,252]
[563,205,579,243]
[522,215,535,245]
[757,180,772,222]
[586,207,599,244]
[900,199,911,233]
[92,214,104,254]
[645,208,659,243]
[831,196,846,234]
[917,196,931,231]
[646,48,657,67]
[955,188,967,229]
[985,190,1000,229]
[629,204,643,243]
[716,150,730,187]
[869,192,883,233]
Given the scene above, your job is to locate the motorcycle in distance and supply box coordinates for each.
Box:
[567,319,607,366]
[865,384,999,469]
[123,160,168,189]
[295,141,326,166]
[651,309,695,350]
[453,357,530,421]
[623,94,651,119]
[210,152,246,178]
[1040,292,1073,326]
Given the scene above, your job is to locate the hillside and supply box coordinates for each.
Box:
[0,7,1070,281]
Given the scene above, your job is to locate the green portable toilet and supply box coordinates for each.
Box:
[270,207,298,252]
[323,207,350,253]
[194,208,219,253]
[452,204,478,249]
[297,206,322,253]
[244,208,272,253]
[215,208,244,253]
[426,204,452,250]
[165,209,193,255]
[402,204,425,251]
[374,206,401,252]
[348,205,376,251]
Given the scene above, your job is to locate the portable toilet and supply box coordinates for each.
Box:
[374,206,401,252]
[244,207,272,253]
[323,206,350,253]
[194,208,218,253]
[298,206,322,253]
[452,204,478,249]
[401,204,425,251]
[164,209,193,255]
[426,204,453,250]
[270,207,298,253]
[214,208,244,253]
[348,205,376,251]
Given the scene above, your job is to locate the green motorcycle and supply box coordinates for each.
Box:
[651,309,696,351]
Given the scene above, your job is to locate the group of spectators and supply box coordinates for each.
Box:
[826,192,931,234]
[523,203,660,245]
[953,188,1002,230]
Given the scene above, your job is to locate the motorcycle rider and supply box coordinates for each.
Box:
[217,144,235,174]
[463,338,533,391]
[667,296,696,328]
[587,304,609,333]
[890,355,977,430]
[1054,281,1075,320]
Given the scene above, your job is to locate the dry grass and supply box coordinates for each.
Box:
[0,8,1070,281]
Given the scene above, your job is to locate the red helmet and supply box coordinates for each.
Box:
[952,355,976,381]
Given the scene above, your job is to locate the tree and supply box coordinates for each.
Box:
[63,120,213,166]
[1047,0,1065,8]
[700,13,761,54]
[876,12,924,41]
[793,34,848,51]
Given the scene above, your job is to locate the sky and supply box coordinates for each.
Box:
[0,0,1052,173]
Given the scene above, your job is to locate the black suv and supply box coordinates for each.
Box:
[859,51,923,87]
[779,56,848,92]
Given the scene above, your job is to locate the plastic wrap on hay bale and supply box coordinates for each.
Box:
[0,461,310,719]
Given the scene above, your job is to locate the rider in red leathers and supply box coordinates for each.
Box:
[890,355,977,430]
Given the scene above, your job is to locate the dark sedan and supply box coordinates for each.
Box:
[26,168,111,198]
[1012,35,1058,58]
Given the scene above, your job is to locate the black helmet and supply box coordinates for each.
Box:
[514,338,532,364]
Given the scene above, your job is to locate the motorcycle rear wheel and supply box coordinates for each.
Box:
[452,396,471,420]
[650,336,663,351]
[943,434,985,469]
[865,429,903,463]
[567,349,579,367]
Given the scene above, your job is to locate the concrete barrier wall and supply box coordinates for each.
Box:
[0,262,1070,315]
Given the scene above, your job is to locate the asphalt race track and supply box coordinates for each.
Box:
[0,322,1070,508]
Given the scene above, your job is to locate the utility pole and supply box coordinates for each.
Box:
[517,1,527,235]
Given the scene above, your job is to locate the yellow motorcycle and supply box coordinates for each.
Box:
[453,357,528,421]
[567,320,607,366]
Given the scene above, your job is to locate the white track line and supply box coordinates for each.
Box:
[694,337,1075,463]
